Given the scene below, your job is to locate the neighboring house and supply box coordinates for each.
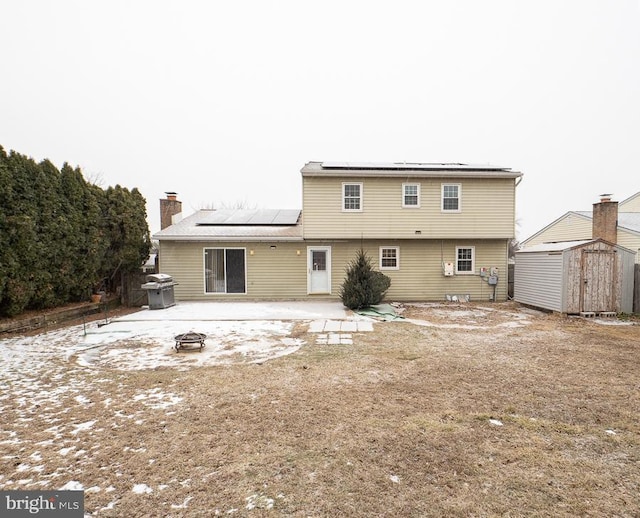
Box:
[154,162,523,302]
[522,192,640,263]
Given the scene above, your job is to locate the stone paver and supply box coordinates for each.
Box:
[324,320,342,332]
[309,319,373,345]
[308,320,374,333]
[340,321,359,332]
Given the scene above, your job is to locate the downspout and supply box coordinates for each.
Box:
[508,175,524,300]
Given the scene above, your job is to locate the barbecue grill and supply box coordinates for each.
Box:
[141,273,178,309]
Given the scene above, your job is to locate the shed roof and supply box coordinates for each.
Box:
[154,209,303,241]
[517,240,593,253]
[301,161,522,179]
[517,238,635,254]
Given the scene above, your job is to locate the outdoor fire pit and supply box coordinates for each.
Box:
[173,332,206,352]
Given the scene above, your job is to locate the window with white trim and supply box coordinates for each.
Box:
[380,247,399,270]
[204,248,246,293]
[402,183,420,207]
[442,184,461,212]
[342,183,362,211]
[455,246,474,274]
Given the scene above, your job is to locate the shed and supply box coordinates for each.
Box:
[514,239,635,314]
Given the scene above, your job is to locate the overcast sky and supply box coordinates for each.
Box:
[2,1,639,240]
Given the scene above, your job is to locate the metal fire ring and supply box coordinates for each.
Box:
[174,332,207,352]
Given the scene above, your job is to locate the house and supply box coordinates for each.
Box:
[513,239,635,314]
[154,162,523,302]
[522,192,640,263]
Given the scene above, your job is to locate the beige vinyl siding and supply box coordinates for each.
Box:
[326,239,510,302]
[524,214,640,263]
[620,193,640,211]
[523,214,592,247]
[617,233,640,263]
[303,176,517,239]
[160,238,510,302]
[159,241,308,300]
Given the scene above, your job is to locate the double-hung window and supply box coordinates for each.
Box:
[380,247,399,270]
[455,246,474,274]
[402,183,420,208]
[204,248,246,293]
[442,184,461,212]
[343,183,362,211]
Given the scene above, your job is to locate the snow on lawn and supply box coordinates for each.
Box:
[0,307,310,502]
[0,301,627,510]
[0,317,303,375]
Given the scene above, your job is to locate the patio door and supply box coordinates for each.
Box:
[308,246,331,294]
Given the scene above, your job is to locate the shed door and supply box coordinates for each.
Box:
[581,250,616,312]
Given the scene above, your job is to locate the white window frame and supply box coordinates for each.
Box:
[402,183,420,208]
[342,182,363,212]
[379,246,400,270]
[455,246,475,275]
[441,183,461,212]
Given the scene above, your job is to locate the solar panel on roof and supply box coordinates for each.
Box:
[320,161,510,171]
[195,209,300,226]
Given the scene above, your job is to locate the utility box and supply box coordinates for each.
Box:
[141,273,178,309]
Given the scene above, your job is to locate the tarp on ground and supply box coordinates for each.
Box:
[355,304,405,321]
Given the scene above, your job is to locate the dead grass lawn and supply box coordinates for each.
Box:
[1,303,639,517]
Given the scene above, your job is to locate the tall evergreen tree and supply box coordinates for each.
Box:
[99,185,151,292]
[0,145,152,317]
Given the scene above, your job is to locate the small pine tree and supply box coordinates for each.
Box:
[340,248,391,310]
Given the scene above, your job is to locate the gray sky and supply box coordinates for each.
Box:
[2,1,639,240]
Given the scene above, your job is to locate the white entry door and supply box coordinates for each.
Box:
[308,246,331,294]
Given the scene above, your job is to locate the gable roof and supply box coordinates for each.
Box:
[517,239,594,253]
[516,238,635,255]
[521,211,592,245]
[522,208,640,245]
[301,161,523,179]
[620,191,640,208]
[574,211,640,236]
[154,209,303,241]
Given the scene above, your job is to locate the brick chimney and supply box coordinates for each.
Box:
[160,192,182,230]
[592,194,618,243]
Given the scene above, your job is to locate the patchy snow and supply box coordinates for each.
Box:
[0,300,604,514]
[132,483,153,494]
[489,419,504,427]
[593,319,634,326]
[1,315,306,375]
[246,493,275,510]
[171,495,194,509]
[70,420,96,435]
[402,303,533,330]
[59,480,84,490]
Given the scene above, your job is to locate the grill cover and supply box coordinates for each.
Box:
[146,273,173,283]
